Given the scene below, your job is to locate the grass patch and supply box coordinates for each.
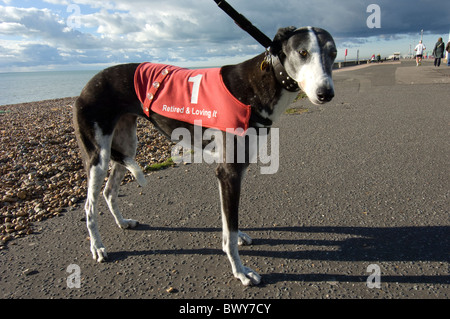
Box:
[285,91,309,115]
[285,107,309,115]
[144,157,176,172]
[293,91,308,102]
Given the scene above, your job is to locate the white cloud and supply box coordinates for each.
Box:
[0,22,28,34]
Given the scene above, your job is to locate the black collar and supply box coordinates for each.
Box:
[272,55,300,92]
[249,53,300,128]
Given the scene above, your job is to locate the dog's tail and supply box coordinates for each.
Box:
[123,157,148,187]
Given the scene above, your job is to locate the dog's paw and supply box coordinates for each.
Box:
[238,231,252,246]
[235,267,261,286]
[91,245,108,262]
[118,219,139,229]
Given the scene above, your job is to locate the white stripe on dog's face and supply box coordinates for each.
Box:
[283,27,336,105]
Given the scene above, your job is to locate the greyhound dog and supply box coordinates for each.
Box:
[73,26,337,286]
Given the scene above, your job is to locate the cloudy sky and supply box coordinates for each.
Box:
[0,0,449,72]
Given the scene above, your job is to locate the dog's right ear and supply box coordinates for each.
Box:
[270,26,297,56]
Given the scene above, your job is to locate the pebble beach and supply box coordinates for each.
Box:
[0,97,173,248]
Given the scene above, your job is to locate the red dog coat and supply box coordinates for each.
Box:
[134,63,251,136]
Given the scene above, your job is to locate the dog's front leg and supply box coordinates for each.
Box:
[216,163,261,286]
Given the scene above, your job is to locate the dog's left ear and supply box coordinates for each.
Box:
[270,26,297,56]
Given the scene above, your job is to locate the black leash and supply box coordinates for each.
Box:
[213,0,273,49]
[213,0,300,98]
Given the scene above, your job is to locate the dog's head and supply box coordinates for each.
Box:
[271,26,337,105]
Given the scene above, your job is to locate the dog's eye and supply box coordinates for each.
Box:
[299,50,308,57]
[330,51,337,59]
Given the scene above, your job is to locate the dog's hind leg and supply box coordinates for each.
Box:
[103,162,139,229]
[103,114,145,229]
[85,126,112,262]
[237,230,252,246]
[216,163,261,286]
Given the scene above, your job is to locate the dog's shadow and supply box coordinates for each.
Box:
[109,225,450,285]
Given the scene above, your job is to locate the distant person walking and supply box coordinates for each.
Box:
[432,37,445,67]
[415,40,426,66]
[446,41,450,66]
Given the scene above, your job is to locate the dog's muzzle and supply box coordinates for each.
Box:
[317,87,334,102]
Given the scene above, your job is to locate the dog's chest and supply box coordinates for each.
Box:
[134,63,251,135]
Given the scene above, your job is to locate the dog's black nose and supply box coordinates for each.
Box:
[317,88,334,102]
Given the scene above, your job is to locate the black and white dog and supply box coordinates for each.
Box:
[73,26,337,286]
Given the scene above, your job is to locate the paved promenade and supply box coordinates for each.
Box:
[1,60,448,300]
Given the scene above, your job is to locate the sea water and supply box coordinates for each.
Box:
[0,70,100,106]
